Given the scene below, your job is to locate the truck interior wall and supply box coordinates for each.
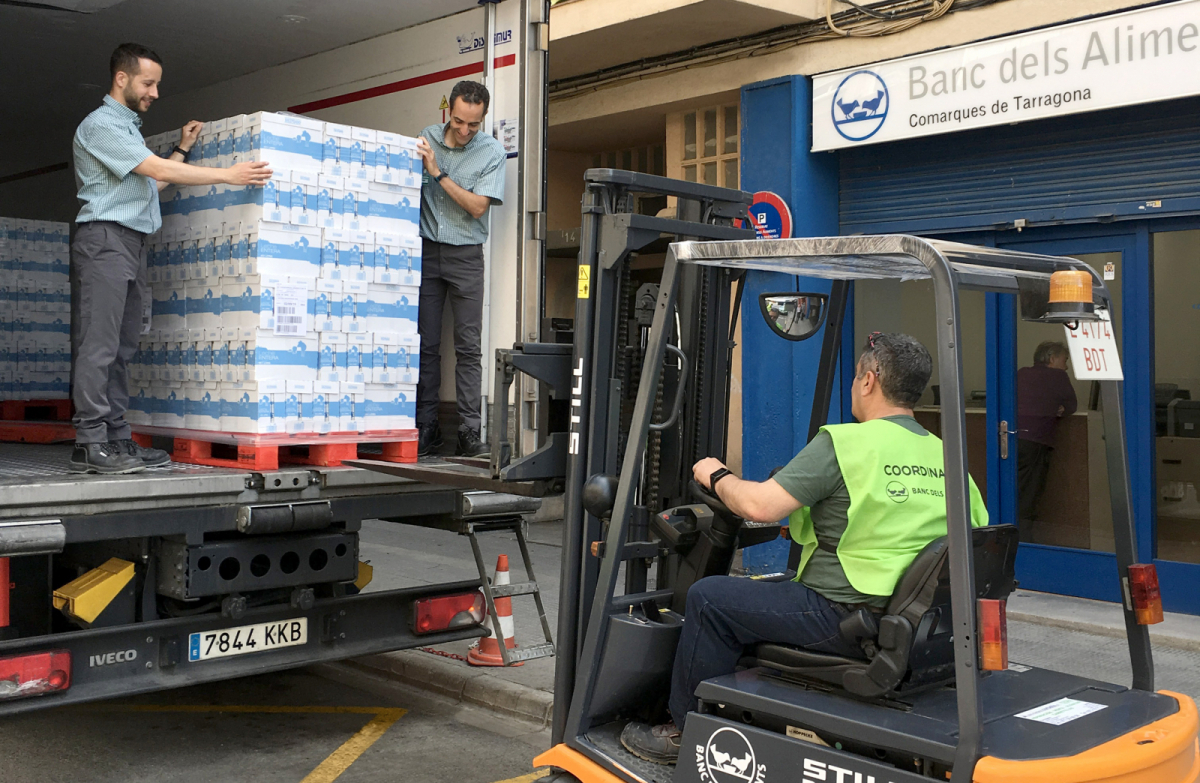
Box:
[5,3,526,418]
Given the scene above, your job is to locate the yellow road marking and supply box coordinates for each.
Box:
[301,708,406,783]
[91,704,408,782]
[491,770,552,783]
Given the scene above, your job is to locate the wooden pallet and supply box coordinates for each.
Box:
[133,432,418,472]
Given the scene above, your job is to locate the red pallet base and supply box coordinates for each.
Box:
[0,421,75,444]
[133,432,419,472]
[0,399,71,422]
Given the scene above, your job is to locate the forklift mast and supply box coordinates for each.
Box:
[551,170,754,742]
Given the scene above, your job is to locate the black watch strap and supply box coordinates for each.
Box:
[709,467,733,493]
[435,172,448,182]
[172,145,190,160]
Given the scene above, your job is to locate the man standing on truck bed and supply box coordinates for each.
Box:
[414,80,507,459]
[70,43,271,474]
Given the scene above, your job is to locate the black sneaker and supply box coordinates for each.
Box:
[456,426,489,458]
[69,442,146,475]
[619,721,680,765]
[417,421,443,457]
[112,438,171,467]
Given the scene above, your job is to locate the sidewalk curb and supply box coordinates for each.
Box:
[344,648,555,727]
[1009,609,1200,653]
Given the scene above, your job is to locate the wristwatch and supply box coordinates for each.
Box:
[172,145,191,160]
[709,467,733,494]
[434,172,448,183]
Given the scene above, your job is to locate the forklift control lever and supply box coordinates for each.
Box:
[688,479,740,521]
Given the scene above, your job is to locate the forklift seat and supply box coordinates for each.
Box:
[745,524,1019,698]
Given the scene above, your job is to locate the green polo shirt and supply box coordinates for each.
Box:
[73,95,160,234]
[771,415,931,609]
[418,122,506,246]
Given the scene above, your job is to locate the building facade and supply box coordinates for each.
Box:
[548,0,1200,613]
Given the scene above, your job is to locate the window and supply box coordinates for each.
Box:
[671,103,739,189]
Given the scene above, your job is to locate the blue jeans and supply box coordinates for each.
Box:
[668,576,865,729]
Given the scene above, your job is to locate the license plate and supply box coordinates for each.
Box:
[188,618,307,662]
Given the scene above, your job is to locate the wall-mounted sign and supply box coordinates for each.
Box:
[813,0,1200,151]
[748,191,792,239]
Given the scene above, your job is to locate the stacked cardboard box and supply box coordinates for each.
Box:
[128,112,423,436]
[0,219,71,402]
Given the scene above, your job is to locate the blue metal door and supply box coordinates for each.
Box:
[991,232,1152,604]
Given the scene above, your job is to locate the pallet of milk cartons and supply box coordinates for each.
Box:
[133,112,426,472]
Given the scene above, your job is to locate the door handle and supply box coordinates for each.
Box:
[999,420,1014,460]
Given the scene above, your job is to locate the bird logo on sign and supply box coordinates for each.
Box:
[832,70,890,142]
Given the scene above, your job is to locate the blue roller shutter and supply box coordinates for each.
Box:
[839,95,1200,235]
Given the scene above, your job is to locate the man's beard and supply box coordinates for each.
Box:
[123,84,148,113]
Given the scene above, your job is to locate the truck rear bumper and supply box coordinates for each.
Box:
[0,581,486,716]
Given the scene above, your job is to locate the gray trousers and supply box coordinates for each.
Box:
[71,221,148,445]
[416,239,484,431]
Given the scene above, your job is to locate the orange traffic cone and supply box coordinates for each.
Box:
[468,554,522,667]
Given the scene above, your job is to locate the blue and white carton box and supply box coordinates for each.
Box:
[341,179,370,232]
[371,332,420,384]
[246,223,322,278]
[245,112,324,174]
[366,284,419,334]
[367,182,420,237]
[221,274,313,335]
[311,380,343,433]
[320,229,373,281]
[349,127,376,183]
[345,339,371,384]
[363,382,416,430]
[184,281,222,333]
[185,383,222,431]
[322,123,354,177]
[314,279,342,332]
[151,286,187,335]
[289,169,320,227]
[316,175,344,230]
[373,233,421,286]
[317,332,347,382]
[341,280,369,333]
[220,378,299,433]
[374,132,421,184]
[242,330,319,384]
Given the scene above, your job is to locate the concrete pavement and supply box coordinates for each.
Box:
[353,516,1200,722]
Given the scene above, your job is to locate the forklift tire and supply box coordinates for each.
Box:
[535,774,580,783]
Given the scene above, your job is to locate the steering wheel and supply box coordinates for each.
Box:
[688,479,741,520]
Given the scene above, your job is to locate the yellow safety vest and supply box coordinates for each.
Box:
[789,418,989,597]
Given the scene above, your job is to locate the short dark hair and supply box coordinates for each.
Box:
[110,43,162,81]
[1033,340,1068,366]
[857,332,932,407]
[449,80,490,114]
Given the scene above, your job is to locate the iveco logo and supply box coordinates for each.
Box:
[89,649,137,667]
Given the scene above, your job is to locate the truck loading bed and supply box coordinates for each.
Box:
[0,443,460,540]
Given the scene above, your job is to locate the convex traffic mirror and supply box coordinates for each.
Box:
[758,292,828,342]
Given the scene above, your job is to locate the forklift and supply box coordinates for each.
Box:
[354,170,1199,781]
[530,171,1200,783]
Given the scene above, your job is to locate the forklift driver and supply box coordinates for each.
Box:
[620,332,988,765]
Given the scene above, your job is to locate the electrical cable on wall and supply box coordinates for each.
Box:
[550,0,1004,99]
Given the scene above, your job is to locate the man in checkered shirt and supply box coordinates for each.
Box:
[70,43,271,474]
[414,80,507,459]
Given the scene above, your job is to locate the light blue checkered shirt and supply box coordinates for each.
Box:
[419,122,506,246]
[73,95,159,234]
